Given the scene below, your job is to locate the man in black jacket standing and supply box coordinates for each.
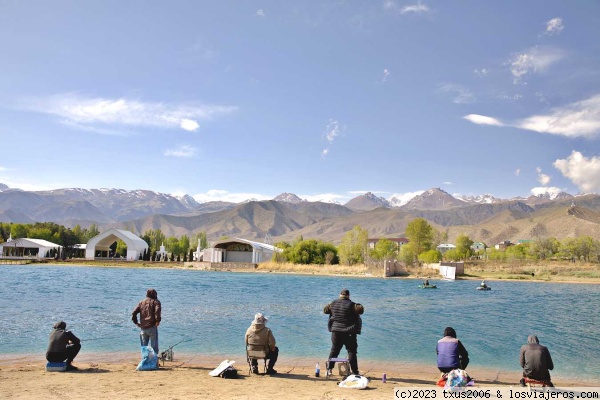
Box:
[324,288,364,376]
[46,321,81,371]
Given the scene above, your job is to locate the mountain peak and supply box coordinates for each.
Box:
[273,192,304,203]
[403,187,465,210]
[344,192,391,211]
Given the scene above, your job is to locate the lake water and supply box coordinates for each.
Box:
[0,265,598,381]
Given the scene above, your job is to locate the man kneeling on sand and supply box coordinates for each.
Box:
[245,313,279,375]
[46,321,81,371]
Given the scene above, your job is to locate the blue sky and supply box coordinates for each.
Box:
[1,1,599,204]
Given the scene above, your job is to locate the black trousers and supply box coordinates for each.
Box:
[327,332,358,374]
[251,346,279,370]
[46,343,81,364]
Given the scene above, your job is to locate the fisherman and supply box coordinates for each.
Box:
[424,279,430,286]
[324,288,364,376]
[519,335,554,387]
[245,313,279,375]
[480,280,487,289]
[132,288,162,357]
[436,327,469,373]
[46,321,81,371]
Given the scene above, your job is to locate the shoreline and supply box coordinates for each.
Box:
[13,260,600,285]
[1,352,597,387]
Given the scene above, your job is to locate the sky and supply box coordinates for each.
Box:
[1,1,600,204]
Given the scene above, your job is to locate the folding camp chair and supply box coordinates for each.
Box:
[246,344,268,374]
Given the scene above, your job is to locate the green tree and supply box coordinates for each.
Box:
[405,218,433,263]
[179,235,191,257]
[192,231,209,250]
[418,249,442,264]
[166,237,181,258]
[370,239,398,261]
[338,225,368,266]
[455,234,474,260]
[10,223,28,239]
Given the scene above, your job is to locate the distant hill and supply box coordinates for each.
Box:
[1,185,600,246]
[344,192,391,211]
[403,188,466,210]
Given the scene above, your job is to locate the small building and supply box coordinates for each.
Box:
[0,236,61,259]
[367,237,409,251]
[203,238,281,263]
[436,243,456,254]
[85,228,148,261]
[471,242,487,252]
[495,240,513,250]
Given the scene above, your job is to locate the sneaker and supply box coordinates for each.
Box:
[251,366,259,374]
[352,371,360,376]
[65,364,79,371]
[266,368,277,375]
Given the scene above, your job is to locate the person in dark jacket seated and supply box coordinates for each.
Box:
[519,335,554,387]
[324,288,364,376]
[436,327,469,373]
[46,321,81,371]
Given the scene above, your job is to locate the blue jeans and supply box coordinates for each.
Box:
[140,326,159,355]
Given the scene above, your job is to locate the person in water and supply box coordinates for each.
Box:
[46,321,81,371]
[424,279,430,286]
[480,280,488,289]
[519,335,554,387]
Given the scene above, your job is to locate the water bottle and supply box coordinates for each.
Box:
[382,373,387,383]
[315,362,320,377]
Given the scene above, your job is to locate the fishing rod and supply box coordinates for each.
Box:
[159,338,193,365]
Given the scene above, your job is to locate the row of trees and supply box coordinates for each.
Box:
[0,222,210,261]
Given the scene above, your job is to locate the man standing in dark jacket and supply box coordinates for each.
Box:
[520,335,554,386]
[132,288,162,356]
[46,321,81,371]
[324,288,364,376]
[436,327,469,373]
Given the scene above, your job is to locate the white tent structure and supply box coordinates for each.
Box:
[204,238,281,263]
[0,236,61,259]
[85,228,148,261]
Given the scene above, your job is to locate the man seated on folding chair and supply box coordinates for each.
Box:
[245,313,279,375]
[519,334,554,387]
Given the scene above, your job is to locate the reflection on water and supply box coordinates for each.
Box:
[0,265,599,381]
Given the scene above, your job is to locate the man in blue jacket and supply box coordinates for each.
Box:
[436,327,469,373]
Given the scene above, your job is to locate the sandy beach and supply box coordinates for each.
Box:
[1,353,596,400]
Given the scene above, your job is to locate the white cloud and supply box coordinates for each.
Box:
[192,189,271,203]
[536,167,551,185]
[19,94,237,133]
[302,193,348,203]
[554,151,600,193]
[509,46,565,84]
[383,1,430,14]
[164,145,197,158]
[515,168,521,177]
[530,186,563,196]
[389,190,424,204]
[180,119,199,131]
[439,84,476,104]
[516,94,600,138]
[383,68,390,82]
[322,119,343,157]
[443,181,453,185]
[0,166,6,172]
[464,94,600,138]
[474,68,488,78]
[544,17,564,36]
[256,9,265,17]
[463,114,504,126]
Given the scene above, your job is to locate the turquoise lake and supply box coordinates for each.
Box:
[0,265,598,381]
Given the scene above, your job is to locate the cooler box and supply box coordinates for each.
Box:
[46,362,67,372]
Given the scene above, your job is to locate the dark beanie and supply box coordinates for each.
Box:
[340,288,350,298]
[146,288,158,299]
[53,321,66,330]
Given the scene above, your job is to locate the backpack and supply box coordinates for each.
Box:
[219,366,238,379]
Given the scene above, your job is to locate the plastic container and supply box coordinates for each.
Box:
[315,362,320,377]
[382,373,387,383]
